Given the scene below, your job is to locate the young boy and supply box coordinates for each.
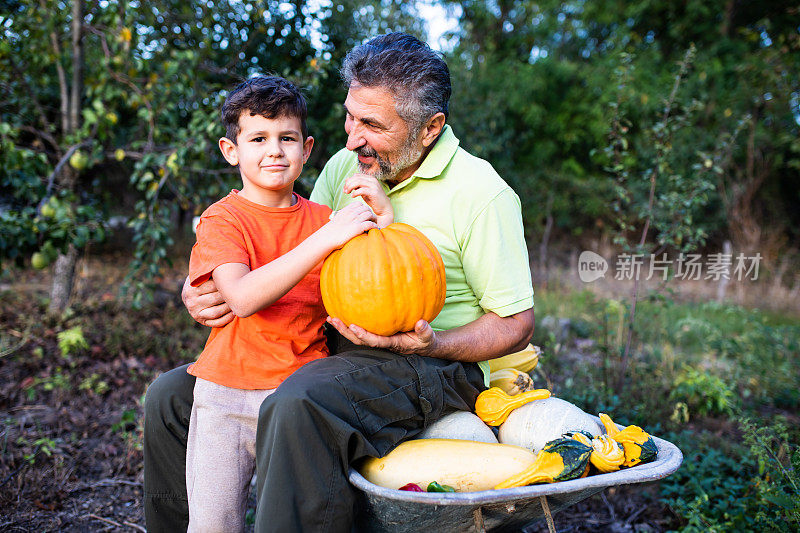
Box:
[184,76,392,532]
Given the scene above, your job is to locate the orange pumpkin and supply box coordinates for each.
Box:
[320,222,446,336]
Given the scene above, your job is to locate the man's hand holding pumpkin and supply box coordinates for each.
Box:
[182,276,234,328]
[326,317,437,356]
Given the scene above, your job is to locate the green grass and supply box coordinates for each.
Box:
[531,287,800,413]
[529,285,800,531]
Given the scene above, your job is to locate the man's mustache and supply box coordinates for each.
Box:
[355,146,379,159]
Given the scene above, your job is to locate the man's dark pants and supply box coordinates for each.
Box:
[143,340,485,532]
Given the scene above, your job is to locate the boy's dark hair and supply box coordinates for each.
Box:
[221,76,308,142]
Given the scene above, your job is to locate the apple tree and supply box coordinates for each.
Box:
[1,0,426,312]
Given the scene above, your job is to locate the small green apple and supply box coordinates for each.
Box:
[31,252,49,270]
[40,203,56,218]
[69,150,89,171]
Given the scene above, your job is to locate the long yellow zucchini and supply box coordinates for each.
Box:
[358,438,538,492]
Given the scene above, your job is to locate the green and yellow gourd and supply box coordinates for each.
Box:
[599,413,658,467]
[566,430,625,473]
[589,434,626,473]
[494,436,592,489]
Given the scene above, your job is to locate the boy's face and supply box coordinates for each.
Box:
[219,113,313,205]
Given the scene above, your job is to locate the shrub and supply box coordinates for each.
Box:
[669,366,736,418]
[661,418,800,531]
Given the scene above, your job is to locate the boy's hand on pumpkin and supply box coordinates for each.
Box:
[324,202,378,248]
[326,317,436,355]
[343,173,394,228]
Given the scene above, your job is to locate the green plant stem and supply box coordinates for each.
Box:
[757,432,800,495]
[617,45,695,389]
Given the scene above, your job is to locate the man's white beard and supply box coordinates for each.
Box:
[358,132,423,184]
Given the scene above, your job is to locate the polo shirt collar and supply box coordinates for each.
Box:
[387,125,459,194]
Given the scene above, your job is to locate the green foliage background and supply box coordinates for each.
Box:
[530,287,800,530]
[2,0,798,294]
[1,1,799,529]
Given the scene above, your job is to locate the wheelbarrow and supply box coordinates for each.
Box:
[349,420,683,532]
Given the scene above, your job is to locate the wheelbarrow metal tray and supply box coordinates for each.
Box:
[349,432,682,532]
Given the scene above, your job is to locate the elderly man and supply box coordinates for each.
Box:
[144,32,534,532]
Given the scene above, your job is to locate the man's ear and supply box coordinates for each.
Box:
[420,113,446,148]
[303,136,314,163]
[218,137,239,166]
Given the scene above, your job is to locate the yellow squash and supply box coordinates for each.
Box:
[494,437,592,489]
[358,439,538,492]
[489,368,536,395]
[487,344,541,374]
[475,387,551,426]
[599,413,658,467]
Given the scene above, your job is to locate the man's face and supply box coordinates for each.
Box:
[343,84,424,184]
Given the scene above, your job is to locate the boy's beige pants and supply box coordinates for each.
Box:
[186,377,275,533]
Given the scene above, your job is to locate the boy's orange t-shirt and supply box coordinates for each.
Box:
[187,190,333,389]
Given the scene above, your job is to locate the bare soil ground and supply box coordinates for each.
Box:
[1,254,682,532]
[1,254,195,532]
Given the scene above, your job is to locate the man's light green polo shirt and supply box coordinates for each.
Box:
[310,125,534,384]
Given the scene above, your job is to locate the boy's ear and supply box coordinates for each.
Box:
[218,137,239,166]
[302,136,314,164]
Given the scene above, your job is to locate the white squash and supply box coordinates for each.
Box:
[416,411,497,443]
[498,397,603,452]
[358,438,537,492]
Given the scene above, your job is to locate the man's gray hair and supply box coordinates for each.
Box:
[341,32,451,130]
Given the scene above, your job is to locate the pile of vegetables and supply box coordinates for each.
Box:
[358,345,659,492]
[494,414,658,489]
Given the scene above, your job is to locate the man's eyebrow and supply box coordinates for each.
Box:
[342,104,385,128]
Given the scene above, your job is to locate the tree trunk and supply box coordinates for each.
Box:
[721,108,770,259]
[720,0,735,38]
[69,0,83,133]
[49,0,84,314]
[49,244,78,314]
[716,240,731,302]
